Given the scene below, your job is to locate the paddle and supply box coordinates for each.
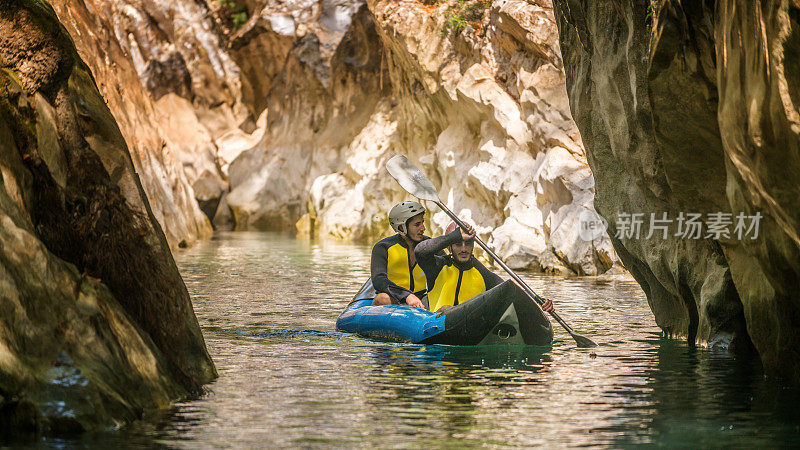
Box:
[386,155,598,348]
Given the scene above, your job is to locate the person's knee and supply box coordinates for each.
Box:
[372,293,391,305]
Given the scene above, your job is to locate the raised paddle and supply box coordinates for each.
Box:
[386,155,598,348]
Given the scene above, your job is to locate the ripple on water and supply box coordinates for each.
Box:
[49,232,800,448]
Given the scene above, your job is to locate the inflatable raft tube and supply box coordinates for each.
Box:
[336,279,553,346]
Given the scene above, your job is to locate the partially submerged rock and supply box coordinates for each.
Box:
[0,0,215,434]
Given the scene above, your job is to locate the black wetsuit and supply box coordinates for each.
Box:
[415,229,503,312]
[370,234,429,304]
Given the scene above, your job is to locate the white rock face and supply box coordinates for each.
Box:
[220,0,619,274]
[55,0,618,273]
[154,94,227,202]
[275,0,618,274]
[226,1,372,230]
[308,101,402,239]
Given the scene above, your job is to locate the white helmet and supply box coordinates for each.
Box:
[388,201,426,235]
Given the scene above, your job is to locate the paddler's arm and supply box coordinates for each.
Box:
[414,228,464,262]
[414,229,463,291]
[370,241,413,303]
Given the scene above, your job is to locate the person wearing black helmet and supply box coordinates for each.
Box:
[370,201,429,308]
[416,221,555,313]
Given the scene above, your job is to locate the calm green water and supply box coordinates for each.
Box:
[50,232,800,447]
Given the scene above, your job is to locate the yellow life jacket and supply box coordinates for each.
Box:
[428,264,486,312]
[386,241,427,294]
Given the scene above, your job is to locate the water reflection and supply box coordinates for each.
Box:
[601,339,800,447]
[355,344,553,445]
[21,231,800,448]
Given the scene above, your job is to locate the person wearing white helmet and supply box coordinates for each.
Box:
[416,221,555,313]
[370,201,429,308]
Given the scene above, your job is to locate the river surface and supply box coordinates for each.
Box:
[56,232,800,447]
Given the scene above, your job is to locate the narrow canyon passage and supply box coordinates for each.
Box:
[61,232,796,448]
[2,0,800,443]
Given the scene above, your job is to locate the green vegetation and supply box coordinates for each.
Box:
[438,0,491,37]
[213,0,248,31]
[646,0,660,29]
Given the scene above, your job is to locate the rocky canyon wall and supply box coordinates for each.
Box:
[553,0,800,380]
[51,0,368,247]
[0,0,215,434]
[226,0,618,275]
[49,0,223,248]
[35,0,620,275]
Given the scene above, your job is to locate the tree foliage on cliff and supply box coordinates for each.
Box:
[212,0,248,33]
[430,0,491,36]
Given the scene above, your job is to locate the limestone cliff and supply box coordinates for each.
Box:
[554,0,800,380]
[0,0,215,434]
[226,0,618,275]
[50,0,223,248]
[29,0,619,275]
[51,0,361,243]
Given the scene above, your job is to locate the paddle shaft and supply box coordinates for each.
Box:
[384,154,596,347]
[433,200,581,337]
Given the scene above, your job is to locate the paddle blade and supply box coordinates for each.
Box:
[572,332,598,348]
[386,155,440,202]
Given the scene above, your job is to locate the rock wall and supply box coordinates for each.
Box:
[227,2,394,233]
[31,0,620,275]
[51,0,362,241]
[553,0,800,380]
[50,0,222,248]
[226,0,619,275]
[0,0,215,434]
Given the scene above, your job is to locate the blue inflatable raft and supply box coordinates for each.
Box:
[336,279,553,346]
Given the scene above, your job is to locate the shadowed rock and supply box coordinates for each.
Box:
[0,0,215,434]
[554,0,800,380]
